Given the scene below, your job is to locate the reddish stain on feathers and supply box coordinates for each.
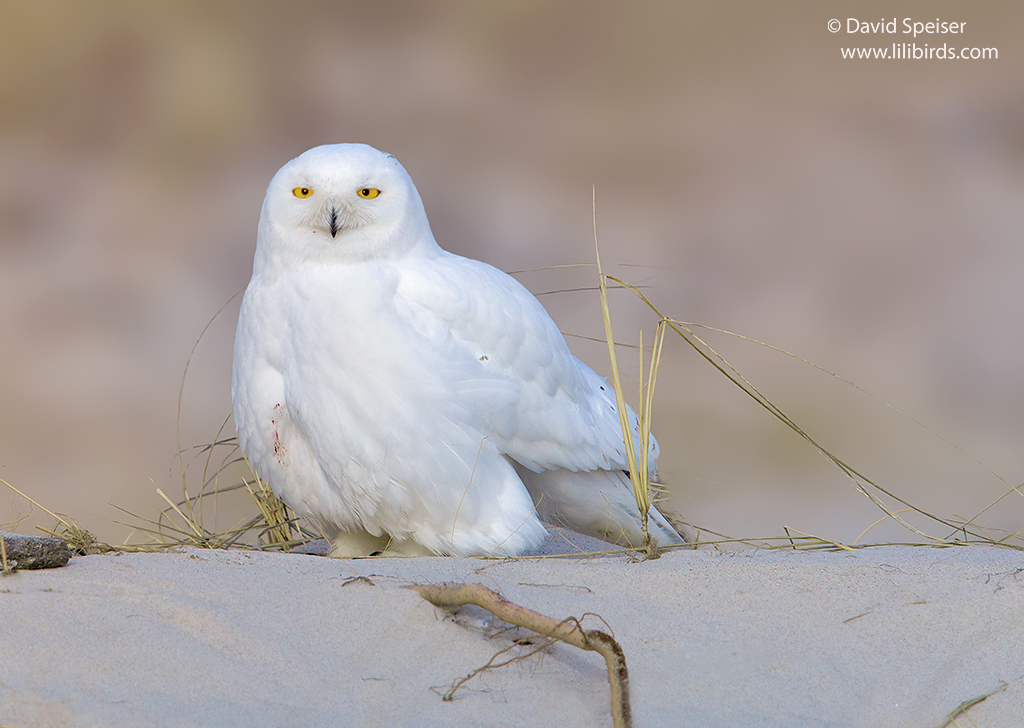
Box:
[271,403,288,465]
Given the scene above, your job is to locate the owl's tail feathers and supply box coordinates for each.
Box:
[653,498,698,545]
[514,465,694,550]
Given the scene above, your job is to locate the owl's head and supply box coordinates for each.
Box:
[256,143,438,267]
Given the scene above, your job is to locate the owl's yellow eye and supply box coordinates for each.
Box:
[292,187,314,199]
[357,188,380,199]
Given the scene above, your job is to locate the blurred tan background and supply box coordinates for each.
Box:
[2,0,1023,546]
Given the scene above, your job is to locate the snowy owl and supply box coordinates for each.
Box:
[232,143,686,557]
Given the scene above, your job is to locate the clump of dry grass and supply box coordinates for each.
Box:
[2,443,315,555]
[121,430,317,552]
[594,198,666,560]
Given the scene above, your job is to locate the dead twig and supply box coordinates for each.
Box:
[438,633,559,701]
[407,581,631,728]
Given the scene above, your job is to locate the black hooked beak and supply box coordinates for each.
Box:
[328,207,339,238]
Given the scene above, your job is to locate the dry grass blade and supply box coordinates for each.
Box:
[594,190,661,558]
[661,321,1024,544]
[935,681,1008,727]
[853,509,918,545]
[595,215,640,520]
[639,320,668,517]
[783,528,855,553]
[452,436,489,554]
[156,488,207,542]
[174,289,245,543]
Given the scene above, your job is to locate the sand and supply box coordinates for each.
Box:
[2,538,1023,728]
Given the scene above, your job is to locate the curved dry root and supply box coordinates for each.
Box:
[407,581,631,728]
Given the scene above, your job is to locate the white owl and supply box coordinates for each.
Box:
[232,144,686,557]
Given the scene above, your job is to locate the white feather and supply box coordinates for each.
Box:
[232,143,685,556]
